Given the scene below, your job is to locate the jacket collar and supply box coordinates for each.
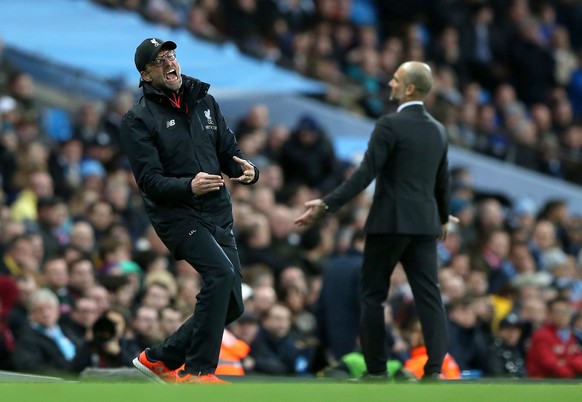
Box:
[142,75,210,111]
[397,101,424,113]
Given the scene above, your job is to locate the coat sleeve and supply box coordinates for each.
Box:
[12,331,71,374]
[434,134,450,225]
[120,112,194,202]
[434,149,451,224]
[566,345,582,375]
[211,96,259,185]
[323,117,395,212]
[250,340,290,375]
[12,336,46,372]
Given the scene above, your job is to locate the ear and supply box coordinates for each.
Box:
[405,83,416,97]
[140,71,152,83]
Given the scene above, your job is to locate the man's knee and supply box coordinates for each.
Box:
[211,263,236,287]
[361,288,387,304]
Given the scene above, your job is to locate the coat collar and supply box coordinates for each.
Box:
[142,75,210,111]
[397,101,424,113]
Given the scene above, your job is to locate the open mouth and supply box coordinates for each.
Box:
[165,69,179,81]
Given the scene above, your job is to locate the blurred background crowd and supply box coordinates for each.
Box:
[1,0,582,380]
[94,0,582,185]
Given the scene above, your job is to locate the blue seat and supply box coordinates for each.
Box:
[42,107,72,142]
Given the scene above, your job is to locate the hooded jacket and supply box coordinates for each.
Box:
[120,75,258,255]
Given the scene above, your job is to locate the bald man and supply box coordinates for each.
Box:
[296,62,455,382]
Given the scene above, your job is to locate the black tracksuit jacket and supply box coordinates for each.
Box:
[120,75,258,256]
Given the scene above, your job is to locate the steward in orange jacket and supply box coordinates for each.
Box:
[404,346,461,380]
[215,329,250,376]
[403,318,461,380]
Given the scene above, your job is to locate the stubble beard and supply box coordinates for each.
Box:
[389,91,401,105]
[165,75,182,93]
[156,74,182,95]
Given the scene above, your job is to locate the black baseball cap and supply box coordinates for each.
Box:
[499,313,524,329]
[134,38,177,72]
[236,311,259,324]
[36,196,63,210]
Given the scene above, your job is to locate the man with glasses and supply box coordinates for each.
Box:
[121,38,259,384]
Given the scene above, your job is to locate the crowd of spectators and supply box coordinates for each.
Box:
[2,0,582,380]
[92,0,582,186]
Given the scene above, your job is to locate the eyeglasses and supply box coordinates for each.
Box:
[149,50,176,67]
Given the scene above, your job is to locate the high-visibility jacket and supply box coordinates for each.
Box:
[340,352,403,378]
[215,330,250,376]
[404,346,461,380]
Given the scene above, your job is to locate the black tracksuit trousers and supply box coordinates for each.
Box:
[149,223,244,374]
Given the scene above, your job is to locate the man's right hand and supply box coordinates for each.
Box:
[191,172,224,196]
[294,199,328,227]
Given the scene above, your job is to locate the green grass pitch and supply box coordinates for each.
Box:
[1,382,581,402]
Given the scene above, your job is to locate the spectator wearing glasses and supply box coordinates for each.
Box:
[121,38,259,384]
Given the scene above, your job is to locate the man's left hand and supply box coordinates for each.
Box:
[231,156,256,184]
[439,215,460,242]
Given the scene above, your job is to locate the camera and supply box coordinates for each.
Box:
[92,316,116,345]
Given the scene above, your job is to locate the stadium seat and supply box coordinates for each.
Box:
[42,107,72,142]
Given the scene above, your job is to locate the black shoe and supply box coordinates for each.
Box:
[351,371,390,383]
[420,372,442,383]
[394,367,419,382]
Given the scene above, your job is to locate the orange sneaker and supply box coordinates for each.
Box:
[176,371,230,384]
[132,349,178,384]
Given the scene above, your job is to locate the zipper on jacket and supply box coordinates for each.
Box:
[190,109,207,174]
[194,111,206,132]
